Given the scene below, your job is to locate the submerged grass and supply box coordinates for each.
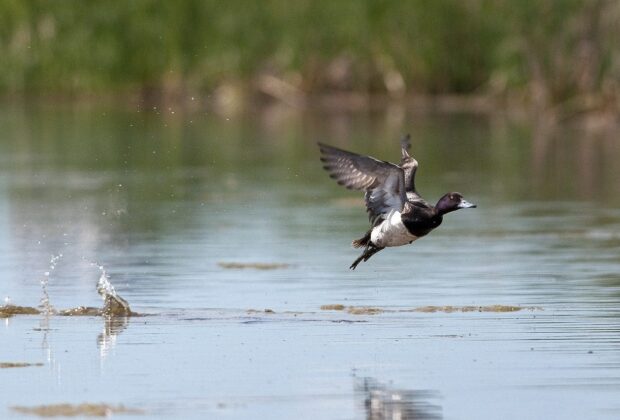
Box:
[0,362,44,369]
[11,403,144,417]
[59,303,140,317]
[413,305,527,313]
[320,304,346,311]
[320,304,541,315]
[247,309,275,314]
[218,262,291,270]
[0,304,139,318]
[347,307,385,315]
[58,307,106,317]
[0,305,41,317]
[0,298,139,319]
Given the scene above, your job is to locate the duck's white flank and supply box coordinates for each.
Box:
[370,211,418,248]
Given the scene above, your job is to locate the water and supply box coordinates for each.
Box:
[39,254,62,315]
[1,103,620,419]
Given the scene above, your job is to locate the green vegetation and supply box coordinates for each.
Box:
[1,0,618,109]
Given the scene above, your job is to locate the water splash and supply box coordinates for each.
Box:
[3,261,135,318]
[39,254,62,315]
[91,263,133,360]
[93,263,133,317]
[37,254,62,379]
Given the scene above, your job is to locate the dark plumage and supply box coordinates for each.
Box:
[319,134,476,270]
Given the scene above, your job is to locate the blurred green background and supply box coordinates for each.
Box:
[1,0,618,111]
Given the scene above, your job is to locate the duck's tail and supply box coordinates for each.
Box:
[352,229,372,248]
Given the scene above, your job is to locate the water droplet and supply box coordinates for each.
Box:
[39,254,62,315]
[94,263,132,317]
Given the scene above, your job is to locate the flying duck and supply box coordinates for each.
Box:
[319,134,476,270]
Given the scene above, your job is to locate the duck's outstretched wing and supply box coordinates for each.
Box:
[399,133,420,198]
[400,133,412,160]
[318,142,406,222]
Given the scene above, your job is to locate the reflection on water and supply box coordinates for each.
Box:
[357,378,441,420]
[2,258,135,366]
[1,104,620,419]
[98,316,129,360]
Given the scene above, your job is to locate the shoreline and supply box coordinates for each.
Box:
[1,90,617,128]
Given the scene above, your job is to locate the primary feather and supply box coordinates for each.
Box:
[318,142,406,224]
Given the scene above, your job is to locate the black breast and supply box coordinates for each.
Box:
[401,206,443,237]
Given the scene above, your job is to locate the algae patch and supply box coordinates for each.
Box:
[218,262,291,270]
[0,362,44,369]
[2,303,139,318]
[101,294,135,317]
[347,307,384,315]
[320,304,541,315]
[0,305,41,318]
[246,308,275,314]
[412,305,538,313]
[319,305,384,315]
[320,304,346,311]
[58,307,105,316]
[11,403,144,417]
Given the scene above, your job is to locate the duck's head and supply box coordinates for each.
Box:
[436,192,476,215]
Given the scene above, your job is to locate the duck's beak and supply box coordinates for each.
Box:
[458,199,477,209]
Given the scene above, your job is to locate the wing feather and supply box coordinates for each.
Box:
[318,142,406,222]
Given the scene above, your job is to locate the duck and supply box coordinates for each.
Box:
[318,134,476,270]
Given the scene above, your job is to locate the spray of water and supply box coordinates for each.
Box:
[95,264,116,299]
[39,254,63,315]
[2,258,134,319]
[91,263,133,359]
[92,263,132,317]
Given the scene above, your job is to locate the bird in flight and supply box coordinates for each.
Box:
[319,135,476,270]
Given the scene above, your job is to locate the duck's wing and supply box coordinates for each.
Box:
[400,133,412,160]
[399,133,420,198]
[318,142,406,222]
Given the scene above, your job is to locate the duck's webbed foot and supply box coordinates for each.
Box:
[349,244,384,270]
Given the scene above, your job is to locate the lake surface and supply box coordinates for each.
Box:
[1,103,620,419]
